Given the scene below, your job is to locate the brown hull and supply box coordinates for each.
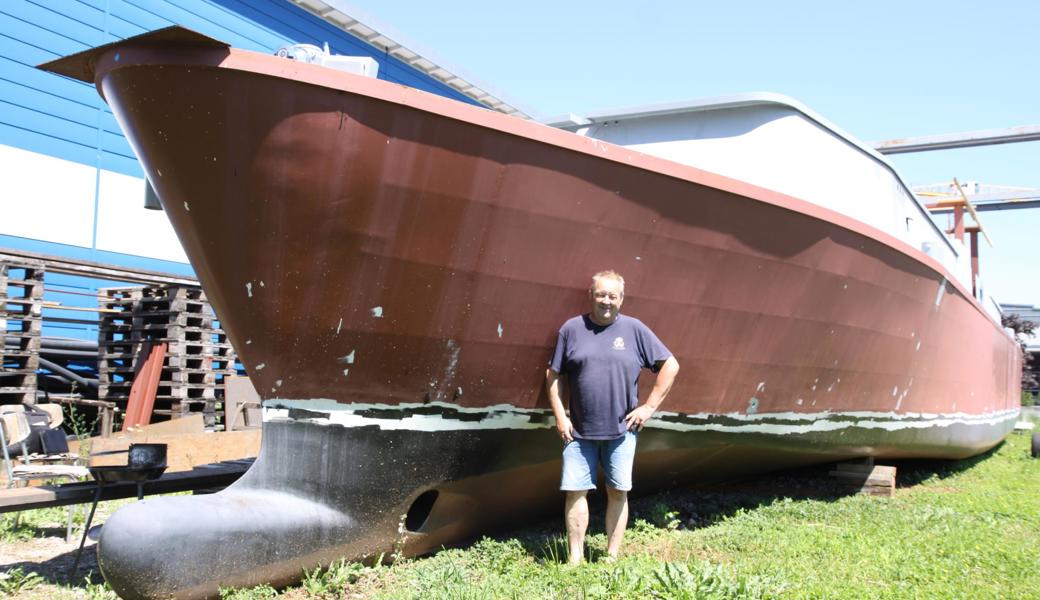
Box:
[41,28,1020,600]
[87,39,1018,437]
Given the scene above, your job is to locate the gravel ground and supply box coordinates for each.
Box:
[1,500,129,599]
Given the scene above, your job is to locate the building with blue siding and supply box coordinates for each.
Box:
[0,0,526,339]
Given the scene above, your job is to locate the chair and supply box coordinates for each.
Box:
[1,407,90,542]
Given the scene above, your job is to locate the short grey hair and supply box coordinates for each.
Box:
[590,270,625,295]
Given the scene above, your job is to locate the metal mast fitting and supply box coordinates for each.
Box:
[922,179,994,297]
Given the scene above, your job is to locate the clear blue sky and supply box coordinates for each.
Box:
[346,0,1040,305]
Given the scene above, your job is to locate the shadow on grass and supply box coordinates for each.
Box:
[0,543,104,588]
[889,441,1003,487]
[492,444,1005,564]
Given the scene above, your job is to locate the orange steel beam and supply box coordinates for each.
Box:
[924,197,966,208]
[136,342,167,429]
[968,229,980,297]
[953,178,993,247]
[122,343,167,431]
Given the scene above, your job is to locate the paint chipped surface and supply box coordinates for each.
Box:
[255,363,266,370]
[336,318,343,334]
[370,306,383,318]
[246,282,253,298]
[276,379,283,387]
[339,350,356,365]
[246,339,252,345]
[496,323,503,338]
[261,399,1020,436]
[183,201,190,211]
[747,398,759,414]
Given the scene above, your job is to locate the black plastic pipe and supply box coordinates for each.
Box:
[38,357,98,390]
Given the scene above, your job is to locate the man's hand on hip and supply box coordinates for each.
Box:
[624,404,656,431]
[556,415,575,443]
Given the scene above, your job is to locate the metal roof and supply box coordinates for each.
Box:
[286,0,532,119]
[545,92,890,164]
[545,92,957,256]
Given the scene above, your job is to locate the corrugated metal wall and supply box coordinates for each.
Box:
[1,0,479,178]
[0,0,483,340]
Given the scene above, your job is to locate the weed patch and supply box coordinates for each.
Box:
[5,432,1037,599]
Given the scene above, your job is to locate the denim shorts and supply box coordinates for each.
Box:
[560,431,637,491]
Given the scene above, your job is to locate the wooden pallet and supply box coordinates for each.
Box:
[97,283,238,430]
[0,260,44,404]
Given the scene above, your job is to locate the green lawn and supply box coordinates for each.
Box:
[4,429,1039,599]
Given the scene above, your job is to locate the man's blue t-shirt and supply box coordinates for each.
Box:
[549,314,672,440]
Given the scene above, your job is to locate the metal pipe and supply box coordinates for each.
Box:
[6,336,99,351]
[37,349,99,359]
[41,337,98,351]
[38,357,98,390]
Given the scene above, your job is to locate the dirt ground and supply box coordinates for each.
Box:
[1,501,125,598]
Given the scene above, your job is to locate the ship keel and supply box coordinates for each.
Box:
[96,412,565,600]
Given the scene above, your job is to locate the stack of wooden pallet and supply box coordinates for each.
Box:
[0,258,45,404]
[97,285,238,430]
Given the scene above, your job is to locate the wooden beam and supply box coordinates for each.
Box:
[829,463,896,497]
[89,429,261,472]
[0,248,198,286]
[0,459,252,513]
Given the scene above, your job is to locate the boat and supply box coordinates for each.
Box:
[40,26,1021,600]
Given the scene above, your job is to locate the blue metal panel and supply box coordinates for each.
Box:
[0,0,496,350]
[6,1,108,46]
[3,0,483,178]
[111,0,281,52]
[0,0,488,309]
[1,99,98,150]
[0,234,197,340]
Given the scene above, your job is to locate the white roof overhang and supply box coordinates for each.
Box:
[286,0,532,119]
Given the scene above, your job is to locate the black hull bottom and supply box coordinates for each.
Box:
[97,412,1015,599]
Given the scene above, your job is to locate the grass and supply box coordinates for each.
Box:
[4,430,1039,599]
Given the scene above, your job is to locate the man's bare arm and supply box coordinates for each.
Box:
[546,368,574,443]
[624,356,680,431]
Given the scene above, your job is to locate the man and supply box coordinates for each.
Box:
[546,270,680,565]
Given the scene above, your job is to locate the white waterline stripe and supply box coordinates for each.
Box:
[263,398,1019,422]
[261,399,1019,435]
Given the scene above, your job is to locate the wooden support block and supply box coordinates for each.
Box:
[829,463,896,497]
[89,429,260,472]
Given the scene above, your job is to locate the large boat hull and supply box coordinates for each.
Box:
[41,28,1020,600]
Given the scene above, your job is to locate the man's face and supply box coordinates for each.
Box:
[589,277,624,325]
